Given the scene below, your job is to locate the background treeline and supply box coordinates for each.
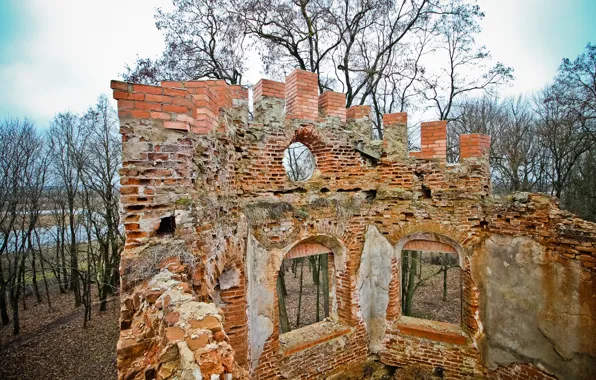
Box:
[125,0,595,221]
[449,45,596,221]
[0,95,122,335]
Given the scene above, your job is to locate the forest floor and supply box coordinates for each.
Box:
[410,261,461,325]
[0,285,119,380]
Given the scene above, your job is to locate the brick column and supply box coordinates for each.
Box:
[347,105,371,121]
[418,120,447,160]
[252,79,285,124]
[285,70,318,121]
[253,79,285,106]
[460,133,491,160]
[383,112,408,160]
[318,91,346,122]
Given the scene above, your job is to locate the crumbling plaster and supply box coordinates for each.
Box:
[473,235,596,379]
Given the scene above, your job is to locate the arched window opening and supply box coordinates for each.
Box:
[401,239,461,325]
[277,243,332,334]
[283,142,316,182]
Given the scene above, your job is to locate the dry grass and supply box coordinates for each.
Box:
[125,241,196,283]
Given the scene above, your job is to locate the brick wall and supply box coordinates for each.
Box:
[113,69,595,380]
[220,268,249,368]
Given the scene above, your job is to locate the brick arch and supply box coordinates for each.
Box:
[291,124,326,152]
[396,232,465,269]
[386,221,468,253]
[280,233,347,272]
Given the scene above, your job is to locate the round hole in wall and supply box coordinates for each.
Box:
[283,142,316,182]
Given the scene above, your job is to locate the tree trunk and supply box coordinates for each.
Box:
[31,248,42,304]
[321,253,329,318]
[279,261,288,296]
[54,238,64,293]
[404,251,418,316]
[296,259,304,327]
[316,255,320,322]
[82,249,92,327]
[309,256,319,286]
[69,211,81,307]
[38,248,52,310]
[0,259,10,325]
[277,273,290,333]
[401,251,409,314]
[11,295,19,335]
[443,266,448,301]
[21,265,27,311]
[11,256,26,335]
[60,231,68,292]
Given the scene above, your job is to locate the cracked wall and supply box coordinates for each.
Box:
[475,235,595,379]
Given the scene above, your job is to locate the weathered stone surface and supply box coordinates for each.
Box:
[186,332,210,351]
[189,316,222,332]
[473,235,596,379]
[166,327,186,342]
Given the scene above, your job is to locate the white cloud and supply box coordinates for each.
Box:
[0,0,168,127]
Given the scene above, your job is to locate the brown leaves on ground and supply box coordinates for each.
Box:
[411,262,461,325]
[0,287,119,380]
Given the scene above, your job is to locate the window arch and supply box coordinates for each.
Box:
[276,241,333,333]
[276,235,346,334]
[396,233,464,326]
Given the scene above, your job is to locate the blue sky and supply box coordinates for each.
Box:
[0,0,594,127]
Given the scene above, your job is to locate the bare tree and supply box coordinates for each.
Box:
[534,86,594,199]
[450,95,544,193]
[554,43,596,141]
[0,119,47,334]
[563,148,596,221]
[421,2,513,121]
[124,0,246,84]
[77,95,123,312]
[47,113,85,307]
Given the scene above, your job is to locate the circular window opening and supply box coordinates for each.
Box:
[283,142,316,182]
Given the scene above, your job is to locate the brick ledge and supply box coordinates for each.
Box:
[395,317,468,345]
[279,321,353,357]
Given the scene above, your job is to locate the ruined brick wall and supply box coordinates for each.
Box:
[113,69,595,380]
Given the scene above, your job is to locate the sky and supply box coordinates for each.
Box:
[0,0,594,128]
